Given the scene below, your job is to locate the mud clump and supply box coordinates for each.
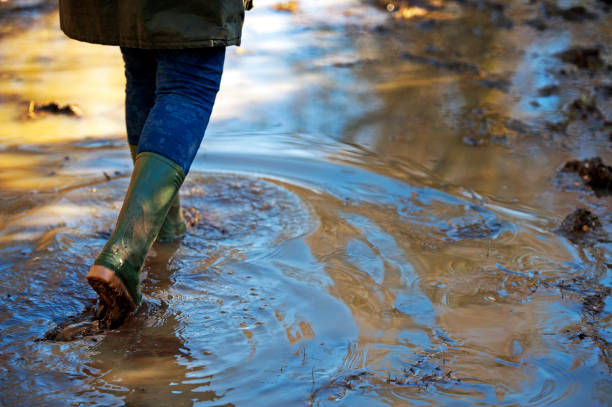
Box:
[387,359,458,386]
[25,101,82,119]
[182,206,227,235]
[556,47,605,71]
[595,85,612,99]
[39,302,106,342]
[524,17,548,30]
[562,157,612,196]
[182,206,203,228]
[543,4,597,21]
[537,85,560,97]
[546,99,612,146]
[557,208,607,245]
[566,99,605,121]
[42,321,104,342]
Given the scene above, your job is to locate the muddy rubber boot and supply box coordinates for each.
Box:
[129,145,187,242]
[87,152,185,326]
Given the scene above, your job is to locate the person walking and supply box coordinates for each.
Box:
[59,0,252,327]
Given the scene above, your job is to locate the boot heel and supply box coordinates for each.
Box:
[87,265,137,325]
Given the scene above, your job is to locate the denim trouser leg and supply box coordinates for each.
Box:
[121,47,226,174]
[122,49,157,147]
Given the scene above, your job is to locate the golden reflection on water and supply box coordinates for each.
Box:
[0,12,124,147]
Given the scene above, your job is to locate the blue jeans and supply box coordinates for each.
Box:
[121,47,226,174]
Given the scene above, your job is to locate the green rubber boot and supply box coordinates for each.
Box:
[129,145,187,242]
[87,152,185,326]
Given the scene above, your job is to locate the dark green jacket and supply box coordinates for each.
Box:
[59,0,252,49]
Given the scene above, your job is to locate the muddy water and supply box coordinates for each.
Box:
[1,0,611,406]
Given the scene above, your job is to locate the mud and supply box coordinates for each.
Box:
[545,98,611,151]
[537,84,560,96]
[557,208,608,245]
[566,98,606,121]
[182,206,228,235]
[556,47,606,71]
[596,84,612,99]
[25,101,82,119]
[583,288,611,315]
[39,301,105,342]
[562,157,612,197]
[460,106,535,146]
[308,353,459,405]
[544,4,598,22]
[401,51,482,75]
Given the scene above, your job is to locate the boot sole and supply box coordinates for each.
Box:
[87,265,136,326]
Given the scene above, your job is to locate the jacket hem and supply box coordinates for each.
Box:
[60,25,241,49]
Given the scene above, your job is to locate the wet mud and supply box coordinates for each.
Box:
[544,4,598,22]
[460,106,536,146]
[24,101,82,119]
[556,47,606,71]
[308,353,460,405]
[561,157,612,197]
[557,208,608,245]
[38,174,314,340]
[401,51,512,92]
[39,301,105,342]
